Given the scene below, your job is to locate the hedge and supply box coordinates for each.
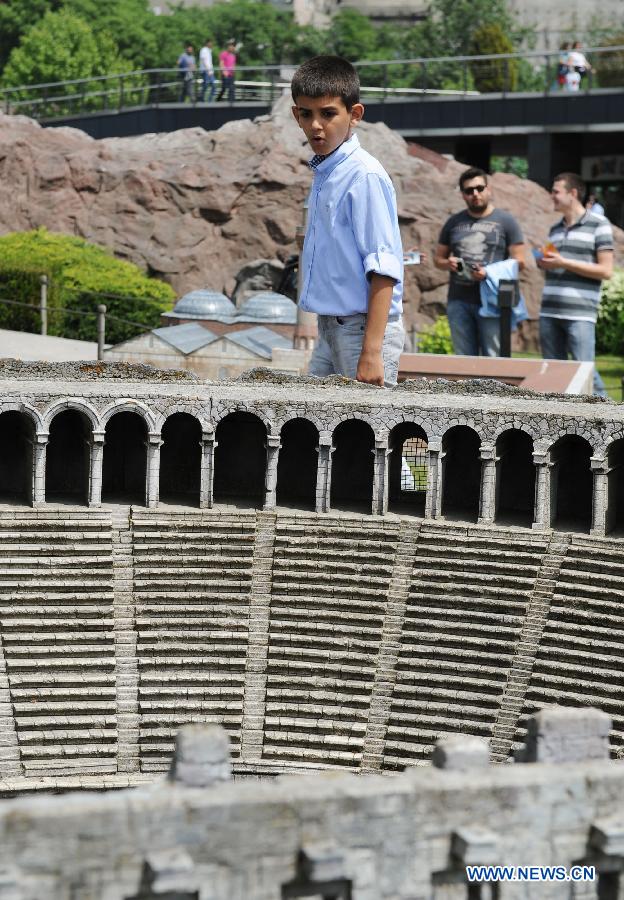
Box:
[0,229,175,344]
[597,267,624,355]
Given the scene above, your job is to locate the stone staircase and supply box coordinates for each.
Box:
[263,516,400,768]
[519,536,624,757]
[0,510,116,776]
[132,512,256,772]
[383,524,550,768]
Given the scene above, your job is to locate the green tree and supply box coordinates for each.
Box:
[2,10,131,91]
[65,0,159,72]
[0,0,64,73]
[417,316,453,354]
[469,23,518,92]
[594,33,624,88]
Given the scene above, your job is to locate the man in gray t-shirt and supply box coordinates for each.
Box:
[434,167,525,356]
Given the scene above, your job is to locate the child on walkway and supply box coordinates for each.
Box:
[291,56,405,386]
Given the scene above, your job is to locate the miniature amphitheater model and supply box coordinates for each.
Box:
[0,361,623,792]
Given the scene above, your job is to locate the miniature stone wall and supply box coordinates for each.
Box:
[0,710,622,900]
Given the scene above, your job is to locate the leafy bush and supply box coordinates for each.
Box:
[417,316,453,354]
[597,268,624,354]
[469,23,518,92]
[0,229,175,345]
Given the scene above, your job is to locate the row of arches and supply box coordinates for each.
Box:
[1,409,623,534]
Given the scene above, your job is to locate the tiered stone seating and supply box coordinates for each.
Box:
[132,512,256,771]
[520,538,624,756]
[263,516,400,768]
[0,511,116,775]
[383,524,549,768]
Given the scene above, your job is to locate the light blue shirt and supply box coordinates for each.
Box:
[479,258,528,329]
[299,133,403,317]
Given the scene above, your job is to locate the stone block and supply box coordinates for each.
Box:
[451,827,499,865]
[168,724,231,787]
[299,842,346,883]
[432,736,490,771]
[590,818,624,856]
[517,706,611,764]
[138,848,198,894]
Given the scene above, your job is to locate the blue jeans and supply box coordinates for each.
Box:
[539,316,607,397]
[447,300,500,357]
[200,72,216,102]
[309,313,405,387]
[217,75,235,102]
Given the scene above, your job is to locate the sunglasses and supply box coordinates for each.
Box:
[463,184,486,195]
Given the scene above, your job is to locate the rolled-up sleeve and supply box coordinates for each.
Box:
[347,174,403,283]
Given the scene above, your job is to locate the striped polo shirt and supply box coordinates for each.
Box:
[541,211,614,322]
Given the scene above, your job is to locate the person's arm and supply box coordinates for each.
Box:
[434,242,460,272]
[357,274,394,386]
[538,248,613,280]
[509,242,526,271]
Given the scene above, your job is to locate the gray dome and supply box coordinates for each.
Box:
[172,290,236,320]
[238,291,297,324]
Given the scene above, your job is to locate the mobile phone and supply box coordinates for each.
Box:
[403,251,421,265]
[455,258,465,275]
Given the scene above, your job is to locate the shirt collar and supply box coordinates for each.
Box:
[307,133,360,175]
[557,210,590,230]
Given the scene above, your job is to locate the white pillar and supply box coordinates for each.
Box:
[263,434,281,511]
[590,455,609,537]
[146,432,162,509]
[373,435,390,516]
[425,440,444,519]
[532,451,552,531]
[199,431,216,509]
[32,432,49,506]
[315,433,333,513]
[88,431,105,508]
[478,443,498,525]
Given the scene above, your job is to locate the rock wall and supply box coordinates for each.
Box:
[1,99,623,341]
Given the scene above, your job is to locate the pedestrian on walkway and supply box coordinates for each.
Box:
[199,38,216,102]
[177,42,196,103]
[217,41,237,103]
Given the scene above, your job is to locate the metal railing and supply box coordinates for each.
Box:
[2,44,622,120]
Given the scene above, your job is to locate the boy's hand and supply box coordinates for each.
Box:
[356,348,385,386]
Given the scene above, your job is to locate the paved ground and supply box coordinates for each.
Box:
[0,329,97,361]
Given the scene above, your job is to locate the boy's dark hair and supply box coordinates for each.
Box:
[291,56,360,110]
[554,172,585,198]
[459,167,489,190]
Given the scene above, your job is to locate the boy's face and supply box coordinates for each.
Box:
[292,95,364,157]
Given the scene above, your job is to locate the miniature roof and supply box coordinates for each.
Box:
[152,323,217,355]
[237,292,297,324]
[169,289,236,320]
[151,323,292,359]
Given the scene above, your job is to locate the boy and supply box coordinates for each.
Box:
[291,56,404,386]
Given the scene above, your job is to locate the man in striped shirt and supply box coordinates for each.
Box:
[538,172,614,397]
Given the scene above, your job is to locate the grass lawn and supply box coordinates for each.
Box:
[513,352,624,402]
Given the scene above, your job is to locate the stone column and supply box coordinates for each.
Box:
[478,443,498,525]
[425,440,444,519]
[590,455,609,537]
[263,434,282,511]
[199,431,216,509]
[31,431,49,507]
[532,451,552,531]
[145,432,162,509]
[373,435,390,516]
[315,433,334,514]
[88,430,105,508]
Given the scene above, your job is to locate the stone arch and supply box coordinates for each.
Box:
[0,402,43,433]
[606,437,624,535]
[43,399,99,434]
[160,412,203,506]
[330,418,375,514]
[442,424,481,522]
[0,409,36,504]
[100,399,155,432]
[213,411,267,508]
[495,429,535,527]
[153,403,211,435]
[388,421,428,516]
[490,419,541,445]
[212,404,274,435]
[45,408,91,504]
[549,434,593,532]
[276,417,319,511]
[102,410,148,505]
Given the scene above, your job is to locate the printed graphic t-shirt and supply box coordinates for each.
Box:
[438,208,524,304]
